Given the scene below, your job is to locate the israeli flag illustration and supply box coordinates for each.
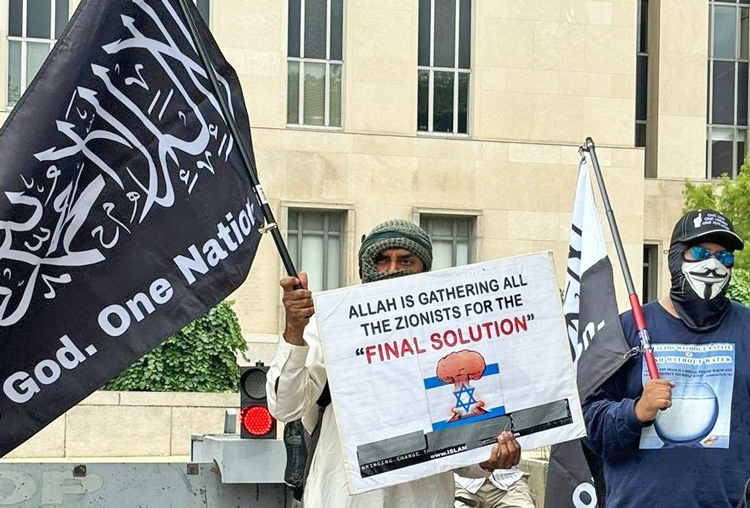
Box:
[422,350,506,431]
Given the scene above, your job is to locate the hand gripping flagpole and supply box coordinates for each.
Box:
[175,0,300,283]
[582,137,660,380]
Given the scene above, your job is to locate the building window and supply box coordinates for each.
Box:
[195,0,210,25]
[642,244,659,303]
[287,210,344,292]
[635,0,648,152]
[6,1,210,109]
[7,0,69,108]
[417,0,471,134]
[287,0,343,128]
[707,1,749,178]
[420,215,473,269]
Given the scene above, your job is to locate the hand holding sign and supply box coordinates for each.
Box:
[480,431,521,471]
[314,252,585,494]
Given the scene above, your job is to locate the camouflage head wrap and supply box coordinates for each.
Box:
[358,219,433,283]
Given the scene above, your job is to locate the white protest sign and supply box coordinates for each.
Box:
[313,252,586,494]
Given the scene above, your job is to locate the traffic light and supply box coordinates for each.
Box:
[239,362,276,439]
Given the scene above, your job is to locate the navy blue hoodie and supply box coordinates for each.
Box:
[583,301,750,508]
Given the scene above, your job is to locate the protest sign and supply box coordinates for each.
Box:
[313,251,585,494]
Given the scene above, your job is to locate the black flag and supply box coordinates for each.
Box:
[545,159,630,508]
[0,0,263,456]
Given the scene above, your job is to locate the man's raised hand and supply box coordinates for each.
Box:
[280,272,313,346]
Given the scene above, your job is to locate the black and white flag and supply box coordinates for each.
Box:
[545,159,630,508]
[0,0,263,456]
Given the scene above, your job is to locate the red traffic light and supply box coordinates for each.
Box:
[239,363,276,439]
[241,405,274,436]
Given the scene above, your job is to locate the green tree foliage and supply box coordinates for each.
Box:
[727,267,750,306]
[103,301,247,392]
[684,163,750,305]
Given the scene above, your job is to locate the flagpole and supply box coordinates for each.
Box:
[582,137,660,380]
[175,0,300,281]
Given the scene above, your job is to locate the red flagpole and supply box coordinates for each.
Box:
[583,138,660,379]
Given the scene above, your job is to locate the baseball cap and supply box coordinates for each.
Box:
[671,209,745,251]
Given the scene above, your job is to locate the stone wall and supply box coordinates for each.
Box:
[4,391,238,459]
[3,390,551,504]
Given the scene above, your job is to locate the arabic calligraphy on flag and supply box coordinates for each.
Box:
[0,0,262,456]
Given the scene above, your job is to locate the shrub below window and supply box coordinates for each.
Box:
[103,300,246,392]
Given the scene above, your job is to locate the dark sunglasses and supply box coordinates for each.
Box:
[686,245,735,267]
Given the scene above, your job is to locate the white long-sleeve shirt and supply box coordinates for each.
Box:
[266,315,490,508]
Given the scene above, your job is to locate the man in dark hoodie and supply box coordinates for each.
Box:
[583,209,750,507]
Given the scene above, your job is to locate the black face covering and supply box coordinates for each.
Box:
[669,241,732,332]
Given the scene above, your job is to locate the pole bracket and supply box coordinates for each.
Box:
[623,345,643,360]
[259,222,278,234]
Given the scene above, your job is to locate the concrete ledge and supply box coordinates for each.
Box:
[119,392,238,407]
[6,416,66,459]
[80,391,121,405]
[66,405,172,457]
[5,391,239,459]
[5,389,552,505]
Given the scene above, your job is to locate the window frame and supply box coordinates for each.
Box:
[642,243,660,304]
[417,0,472,136]
[287,209,343,291]
[282,203,353,291]
[414,208,480,269]
[195,0,211,27]
[707,0,749,179]
[6,0,68,109]
[635,0,648,155]
[286,0,345,130]
[5,1,211,110]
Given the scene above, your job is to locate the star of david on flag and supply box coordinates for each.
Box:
[423,361,506,431]
[454,385,477,413]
